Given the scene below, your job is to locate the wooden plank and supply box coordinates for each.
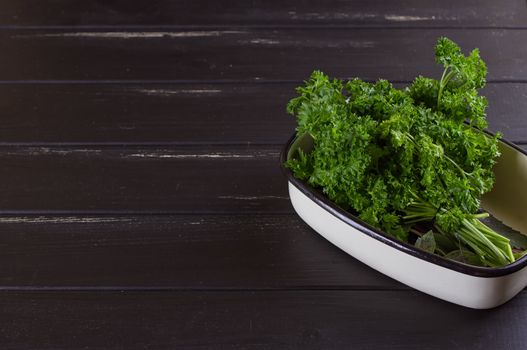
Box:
[1,29,527,81]
[1,0,526,27]
[0,83,525,144]
[0,83,296,145]
[0,214,400,289]
[485,84,527,143]
[0,145,289,213]
[0,144,526,214]
[1,290,526,349]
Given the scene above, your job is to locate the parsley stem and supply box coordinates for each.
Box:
[443,153,469,179]
[437,67,456,108]
[403,197,514,266]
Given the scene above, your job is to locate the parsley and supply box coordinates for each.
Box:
[286,37,522,267]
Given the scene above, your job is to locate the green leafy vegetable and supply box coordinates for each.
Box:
[415,231,437,254]
[286,37,524,267]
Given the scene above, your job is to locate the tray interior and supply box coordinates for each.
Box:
[482,141,527,238]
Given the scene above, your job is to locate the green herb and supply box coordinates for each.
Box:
[286,37,523,267]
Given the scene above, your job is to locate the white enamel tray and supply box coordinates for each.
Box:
[281,133,527,309]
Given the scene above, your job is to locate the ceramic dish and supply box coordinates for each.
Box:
[281,132,527,309]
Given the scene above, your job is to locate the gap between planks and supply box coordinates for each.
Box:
[0,141,524,149]
[2,79,527,85]
[0,286,413,292]
[1,25,527,30]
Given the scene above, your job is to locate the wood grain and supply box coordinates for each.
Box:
[0,214,401,289]
[1,0,526,27]
[1,29,527,81]
[0,145,288,213]
[0,144,526,213]
[0,83,525,144]
[0,0,526,348]
[1,290,525,349]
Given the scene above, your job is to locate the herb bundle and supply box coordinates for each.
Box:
[286,37,526,267]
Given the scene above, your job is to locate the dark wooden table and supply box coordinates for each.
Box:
[1,1,527,349]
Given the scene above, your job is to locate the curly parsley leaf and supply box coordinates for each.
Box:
[286,38,520,267]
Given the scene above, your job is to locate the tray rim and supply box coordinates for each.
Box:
[280,132,527,278]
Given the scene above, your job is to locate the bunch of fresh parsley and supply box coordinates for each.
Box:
[286,37,525,267]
